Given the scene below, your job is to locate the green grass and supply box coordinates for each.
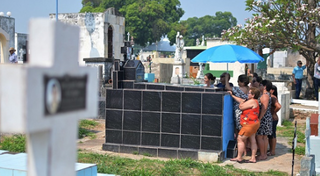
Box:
[0,135,26,153]
[78,120,98,139]
[77,152,288,176]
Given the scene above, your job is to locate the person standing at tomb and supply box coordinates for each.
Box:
[203,73,216,88]
[268,85,281,156]
[229,87,260,163]
[216,72,233,89]
[256,80,273,161]
[314,57,320,100]
[225,74,249,133]
[292,60,308,99]
[8,47,18,63]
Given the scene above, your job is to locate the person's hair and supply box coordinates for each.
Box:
[220,72,231,80]
[255,76,262,83]
[297,60,302,65]
[261,80,272,91]
[271,85,278,98]
[238,74,249,86]
[253,72,258,78]
[205,73,215,81]
[250,87,260,99]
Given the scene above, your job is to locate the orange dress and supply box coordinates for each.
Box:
[238,99,260,137]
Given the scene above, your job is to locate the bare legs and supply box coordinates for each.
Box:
[256,135,268,160]
[248,134,257,163]
[230,135,247,162]
[268,138,276,156]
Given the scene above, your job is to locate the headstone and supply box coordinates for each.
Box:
[0,19,98,176]
[171,32,185,84]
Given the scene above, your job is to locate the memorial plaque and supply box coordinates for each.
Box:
[44,75,87,115]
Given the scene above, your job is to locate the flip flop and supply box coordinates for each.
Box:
[245,160,256,163]
[237,160,247,163]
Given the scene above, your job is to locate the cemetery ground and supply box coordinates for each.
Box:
[0,109,310,175]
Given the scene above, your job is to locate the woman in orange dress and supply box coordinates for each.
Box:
[229,87,261,163]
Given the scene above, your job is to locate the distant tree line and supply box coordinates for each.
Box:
[80,0,237,46]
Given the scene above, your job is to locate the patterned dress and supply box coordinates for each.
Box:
[232,87,248,130]
[257,92,273,135]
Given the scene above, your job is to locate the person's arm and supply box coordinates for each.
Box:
[292,69,296,84]
[239,99,256,111]
[225,74,232,91]
[228,91,245,103]
[272,97,281,113]
[258,94,269,120]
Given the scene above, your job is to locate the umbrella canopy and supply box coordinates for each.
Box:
[191,44,264,63]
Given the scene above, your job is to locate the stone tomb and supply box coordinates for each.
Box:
[0,19,98,176]
[103,82,234,161]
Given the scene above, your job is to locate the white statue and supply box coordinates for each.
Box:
[201,35,205,46]
[174,32,184,62]
[19,48,26,61]
[196,38,200,46]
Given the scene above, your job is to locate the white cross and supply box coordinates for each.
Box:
[0,19,98,176]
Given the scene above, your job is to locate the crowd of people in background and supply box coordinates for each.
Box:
[203,72,282,163]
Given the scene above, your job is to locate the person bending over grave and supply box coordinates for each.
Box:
[268,85,281,156]
[203,73,216,88]
[256,80,273,161]
[228,87,261,163]
[216,72,233,89]
[225,74,250,136]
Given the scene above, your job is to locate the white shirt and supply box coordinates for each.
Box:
[314,63,320,79]
[9,53,17,63]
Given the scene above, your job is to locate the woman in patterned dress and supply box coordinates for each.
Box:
[256,80,273,160]
[225,74,250,134]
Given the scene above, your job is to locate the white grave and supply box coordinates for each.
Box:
[0,19,98,176]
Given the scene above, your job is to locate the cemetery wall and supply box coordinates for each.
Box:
[49,9,125,65]
[0,16,15,63]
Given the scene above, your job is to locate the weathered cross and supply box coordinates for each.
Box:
[0,19,98,176]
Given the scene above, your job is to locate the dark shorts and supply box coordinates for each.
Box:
[268,120,278,139]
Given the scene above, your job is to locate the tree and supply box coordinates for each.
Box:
[221,0,320,91]
[168,12,237,46]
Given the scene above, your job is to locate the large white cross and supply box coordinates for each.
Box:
[0,19,98,176]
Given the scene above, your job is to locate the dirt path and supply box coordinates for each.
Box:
[78,119,302,175]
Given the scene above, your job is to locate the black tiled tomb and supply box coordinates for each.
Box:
[201,137,222,150]
[106,110,122,130]
[181,114,200,135]
[158,149,178,158]
[184,87,205,92]
[161,134,179,148]
[142,112,160,132]
[124,90,141,110]
[181,135,200,149]
[102,143,119,152]
[162,92,181,112]
[123,131,140,145]
[123,111,141,131]
[166,85,184,91]
[146,84,165,90]
[178,150,198,160]
[202,93,223,115]
[106,130,122,144]
[182,93,201,113]
[143,91,161,111]
[141,133,160,146]
[202,115,222,136]
[139,147,158,157]
[106,89,123,109]
[122,81,134,89]
[120,146,139,154]
[162,113,180,133]
[134,83,146,89]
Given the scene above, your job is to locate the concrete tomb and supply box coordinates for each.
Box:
[0,19,98,176]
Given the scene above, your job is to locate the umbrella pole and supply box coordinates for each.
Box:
[227,63,229,72]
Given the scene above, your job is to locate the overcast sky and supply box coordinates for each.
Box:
[0,0,253,33]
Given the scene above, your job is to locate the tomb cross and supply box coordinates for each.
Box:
[0,19,98,176]
[127,32,130,41]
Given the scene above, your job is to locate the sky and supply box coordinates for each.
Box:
[0,0,253,34]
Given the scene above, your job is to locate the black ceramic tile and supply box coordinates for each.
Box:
[102,143,120,152]
[178,150,198,160]
[124,68,136,80]
[204,88,216,92]
[120,146,139,154]
[134,83,146,89]
[118,71,124,80]
[158,149,178,159]
[142,112,160,132]
[166,86,184,91]
[161,134,179,148]
[184,87,205,92]
[182,93,201,113]
[181,114,200,135]
[181,135,200,149]
[146,84,165,90]
[201,136,222,150]
[139,147,158,157]
[123,81,134,89]
[162,92,181,112]
[162,113,180,133]
[106,89,123,109]
[106,110,122,130]
[202,93,223,115]
[202,115,222,136]
[112,71,118,89]
[124,90,141,110]
[142,133,160,146]
[123,131,140,145]
[105,130,122,144]
[123,111,141,131]
[143,91,161,111]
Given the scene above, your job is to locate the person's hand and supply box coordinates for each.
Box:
[227,91,233,95]
[294,79,296,84]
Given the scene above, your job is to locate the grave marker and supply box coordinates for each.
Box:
[0,19,98,176]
